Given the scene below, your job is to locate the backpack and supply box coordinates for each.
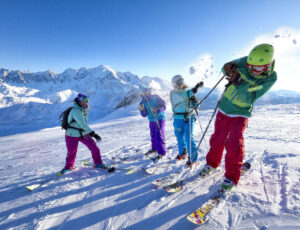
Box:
[59,107,73,130]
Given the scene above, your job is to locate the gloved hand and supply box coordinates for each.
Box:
[192,81,204,93]
[151,107,158,113]
[138,103,144,111]
[224,62,240,82]
[89,131,102,142]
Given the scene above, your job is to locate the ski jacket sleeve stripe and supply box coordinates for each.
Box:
[252,72,277,102]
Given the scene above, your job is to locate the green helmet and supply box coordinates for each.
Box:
[247,43,274,65]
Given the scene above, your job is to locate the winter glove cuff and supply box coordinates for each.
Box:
[89,131,96,137]
[224,62,240,82]
[93,133,101,142]
[138,103,145,111]
[192,81,204,94]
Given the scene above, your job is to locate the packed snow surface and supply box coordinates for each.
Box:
[0,104,299,229]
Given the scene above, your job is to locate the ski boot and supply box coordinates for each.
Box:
[145,149,157,156]
[199,164,215,178]
[58,168,73,176]
[94,163,108,169]
[186,161,196,168]
[221,177,235,191]
[176,149,187,160]
[151,154,164,162]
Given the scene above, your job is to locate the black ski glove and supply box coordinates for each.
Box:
[224,62,244,87]
[192,81,204,94]
[224,62,240,82]
[89,131,102,142]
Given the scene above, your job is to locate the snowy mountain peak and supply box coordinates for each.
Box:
[0,65,171,135]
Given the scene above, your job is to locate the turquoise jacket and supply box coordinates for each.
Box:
[170,88,196,119]
[66,102,93,137]
[219,56,277,117]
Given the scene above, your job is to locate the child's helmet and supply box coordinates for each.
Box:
[142,88,151,95]
[77,93,88,102]
[247,43,274,66]
[172,75,184,86]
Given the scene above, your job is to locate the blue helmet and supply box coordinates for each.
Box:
[172,75,184,86]
[77,93,88,102]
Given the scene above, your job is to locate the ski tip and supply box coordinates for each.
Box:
[26,184,40,191]
[164,185,183,193]
[187,214,208,225]
[126,169,136,174]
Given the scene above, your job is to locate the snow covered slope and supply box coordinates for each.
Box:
[0,104,299,229]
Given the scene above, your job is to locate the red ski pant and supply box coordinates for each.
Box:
[206,111,248,185]
[65,135,102,169]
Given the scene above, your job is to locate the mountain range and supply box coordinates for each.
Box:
[1,65,299,136]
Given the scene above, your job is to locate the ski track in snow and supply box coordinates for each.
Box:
[0,104,300,229]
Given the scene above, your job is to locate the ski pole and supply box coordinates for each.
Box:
[195,113,209,152]
[186,74,225,116]
[145,98,166,144]
[197,75,225,106]
[191,88,226,159]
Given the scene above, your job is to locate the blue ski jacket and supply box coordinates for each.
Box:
[139,94,166,122]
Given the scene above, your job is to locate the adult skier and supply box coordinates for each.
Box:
[200,43,277,190]
[170,75,203,167]
[60,93,105,174]
[138,88,167,159]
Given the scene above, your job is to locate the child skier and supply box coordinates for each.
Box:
[200,43,277,190]
[170,75,203,167]
[60,93,105,174]
[138,88,167,159]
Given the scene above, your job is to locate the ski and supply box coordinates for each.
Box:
[26,167,76,191]
[119,146,173,162]
[163,166,219,193]
[26,160,115,191]
[82,161,116,173]
[186,162,251,225]
[151,163,190,186]
[143,155,185,175]
[143,162,171,175]
[118,149,158,162]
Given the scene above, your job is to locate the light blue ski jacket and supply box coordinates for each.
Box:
[66,102,93,137]
[170,88,195,119]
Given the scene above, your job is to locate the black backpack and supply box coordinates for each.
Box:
[59,107,73,130]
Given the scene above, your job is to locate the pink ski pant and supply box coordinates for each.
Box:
[65,135,102,169]
[206,111,248,185]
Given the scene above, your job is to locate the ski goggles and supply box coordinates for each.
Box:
[246,63,271,74]
[79,97,89,103]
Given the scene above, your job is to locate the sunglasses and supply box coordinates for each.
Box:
[247,63,271,74]
[80,98,88,103]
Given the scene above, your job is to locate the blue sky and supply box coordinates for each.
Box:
[0,0,300,90]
